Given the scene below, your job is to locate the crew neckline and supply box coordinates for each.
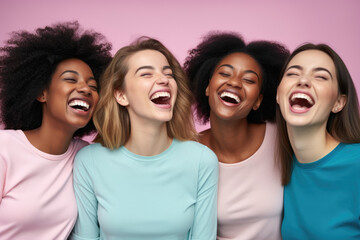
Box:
[120,138,176,162]
[17,130,76,161]
[219,122,273,167]
[294,142,343,169]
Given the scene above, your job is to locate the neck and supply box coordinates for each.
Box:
[204,115,266,163]
[125,120,171,156]
[287,123,339,163]
[24,124,74,155]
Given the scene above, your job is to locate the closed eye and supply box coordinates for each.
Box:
[244,78,256,84]
[141,73,152,77]
[64,78,77,82]
[166,73,174,78]
[286,73,299,77]
[315,76,328,80]
[89,84,98,91]
[219,72,231,77]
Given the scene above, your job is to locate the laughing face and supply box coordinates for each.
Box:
[40,58,99,133]
[206,52,263,121]
[277,49,346,128]
[114,49,177,125]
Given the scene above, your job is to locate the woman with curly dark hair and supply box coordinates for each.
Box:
[0,21,112,239]
[184,32,289,240]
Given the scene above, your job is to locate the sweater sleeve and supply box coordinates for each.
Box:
[190,146,219,240]
[70,146,100,240]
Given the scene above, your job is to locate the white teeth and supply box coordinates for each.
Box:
[220,92,240,103]
[291,93,314,105]
[151,92,170,100]
[69,100,90,110]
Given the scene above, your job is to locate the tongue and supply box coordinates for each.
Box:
[292,104,309,111]
[152,97,169,105]
[291,98,312,108]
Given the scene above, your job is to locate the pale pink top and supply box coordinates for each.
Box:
[0,130,87,240]
[217,123,283,240]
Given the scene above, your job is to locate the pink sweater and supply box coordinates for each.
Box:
[217,123,283,240]
[0,130,87,240]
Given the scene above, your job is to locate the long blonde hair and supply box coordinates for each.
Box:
[94,37,197,149]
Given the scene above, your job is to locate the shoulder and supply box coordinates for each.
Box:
[74,142,107,167]
[0,129,22,142]
[174,139,216,156]
[337,142,360,159]
[71,138,89,152]
[173,139,218,168]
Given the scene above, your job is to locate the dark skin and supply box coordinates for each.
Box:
[199,52,266,164]
[24,59,99,155]
[199,118,266,164]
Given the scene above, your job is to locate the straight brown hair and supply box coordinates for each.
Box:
[276,43,360,185]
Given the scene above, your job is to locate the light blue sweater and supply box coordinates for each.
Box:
[70,139,218,240]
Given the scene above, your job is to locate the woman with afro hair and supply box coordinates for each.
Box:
[184,32,289,240]
[0,21,112,239]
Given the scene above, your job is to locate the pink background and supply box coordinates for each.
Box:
[1,0,359,132]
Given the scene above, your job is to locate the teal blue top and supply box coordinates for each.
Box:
[282,143,360,239]
[70,139,218,240]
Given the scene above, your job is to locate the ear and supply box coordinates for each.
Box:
[252,94,263,111]
[114,89,129,106]
[276,92,279,104]
[205,85,210,96]
[36,90,47,103]
[332,94,347,113]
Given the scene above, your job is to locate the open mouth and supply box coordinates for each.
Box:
[289,93,314,110]
[69,99,90,112]
[150,91,171,105]
[220,91,240,104]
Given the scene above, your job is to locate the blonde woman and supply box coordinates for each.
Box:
[70,37,218,240]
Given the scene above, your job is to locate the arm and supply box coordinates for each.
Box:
[190,147,219,240]
[70,147,100,240]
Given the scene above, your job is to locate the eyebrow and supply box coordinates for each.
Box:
[217,64,260,79]
[286,65,333,79]
[135,65,172,74]
[60,70,95,80]
[60,70,79,76]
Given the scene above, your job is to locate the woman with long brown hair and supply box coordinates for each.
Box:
[277,43,360,239]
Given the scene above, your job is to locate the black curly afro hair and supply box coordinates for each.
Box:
[184,31,290,124]
[0,21,112,137]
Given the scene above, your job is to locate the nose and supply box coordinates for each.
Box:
[156,73,170,85]
[77,80,92,96]
[226,76,242,89]
[297,75,311,88]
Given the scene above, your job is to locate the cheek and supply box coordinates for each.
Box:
[276,80,288,101]
[93,92,100,106]
[172,80,178,101]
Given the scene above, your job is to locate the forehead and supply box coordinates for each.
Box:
[218,52,261,70]
[127,50,169,69]
[288,50,335,71]
[54,58,93,74]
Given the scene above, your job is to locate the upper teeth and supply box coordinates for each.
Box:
[220,92,240,103]
[151,92,170,100]
[291,93,314,105]
[69,100,90,110]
